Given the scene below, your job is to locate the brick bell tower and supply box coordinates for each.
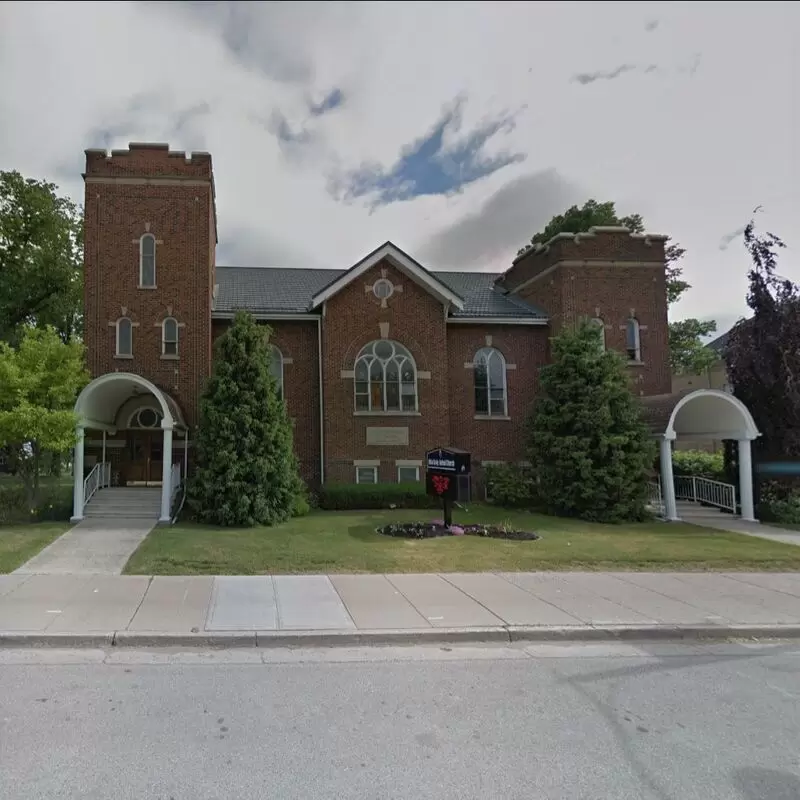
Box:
[82,142,217,427]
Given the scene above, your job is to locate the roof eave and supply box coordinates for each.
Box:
[309,242,464,311]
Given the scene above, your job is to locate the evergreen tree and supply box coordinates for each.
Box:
[187,311,303,526]
[526,320,655,523]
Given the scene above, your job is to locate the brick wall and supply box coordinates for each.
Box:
[446,324,549,466]
[508,228,671,396]
[321,259,451,484]
[83,143,215,426]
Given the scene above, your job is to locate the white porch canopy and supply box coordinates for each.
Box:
[642,389,760,522]
[72,372,187,523]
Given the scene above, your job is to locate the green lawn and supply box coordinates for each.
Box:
[123,505,800,575]
[0,523,71,573]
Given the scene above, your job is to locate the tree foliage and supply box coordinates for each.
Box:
[518,199,713,373]
[725,218,799,455]
[0,171,83,344]
[0,327,88,505]
[187,311,304,526]
[526,320,655,523]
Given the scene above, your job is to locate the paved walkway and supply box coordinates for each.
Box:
[679,506,800,547]
[13,518,155,575]
[2,571,800,640]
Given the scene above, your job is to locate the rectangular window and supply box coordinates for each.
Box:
[356,466,378,484]
[397,466,419,483]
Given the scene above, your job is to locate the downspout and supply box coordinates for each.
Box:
[317,312,325,485]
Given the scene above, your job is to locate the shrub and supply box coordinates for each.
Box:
[483,463,535,507]
[526,320,655,523]
[759,481,800,525]
[291,492,311,518]
[187,311,305,526]
[672,449,725,480]
[0,481,72,524]
[318,482,435,511]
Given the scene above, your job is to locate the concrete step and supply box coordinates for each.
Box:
[83,510,160,519]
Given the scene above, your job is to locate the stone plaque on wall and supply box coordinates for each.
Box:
[366,427,409,446]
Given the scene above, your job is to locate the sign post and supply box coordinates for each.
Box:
[425,447,471,528]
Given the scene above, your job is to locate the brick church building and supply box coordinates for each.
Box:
[75,142,759,525]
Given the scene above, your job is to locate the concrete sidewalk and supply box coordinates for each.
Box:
[2,571,800,647]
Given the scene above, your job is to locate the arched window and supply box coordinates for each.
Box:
[116,317,133,357]
[140,234,156,287]
[591,318,606,351]
[626,317,641,362]
[162,317,178,357]
[474,347,507,416]
[269,345,284,401]
[354,340,417,412]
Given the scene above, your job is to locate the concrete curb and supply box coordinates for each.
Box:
[3,624,800,649]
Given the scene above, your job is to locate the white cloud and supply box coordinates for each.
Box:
[1,0,798,328]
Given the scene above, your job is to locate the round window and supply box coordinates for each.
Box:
[373,279,394,300]
[137,408,160,428]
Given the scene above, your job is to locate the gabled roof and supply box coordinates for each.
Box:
[706,329,731,354]
[214,266,547,321]
[309,241,465,311]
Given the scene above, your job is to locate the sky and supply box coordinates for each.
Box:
[1,1,798,336]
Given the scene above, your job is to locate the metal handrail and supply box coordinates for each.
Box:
[647,481,665,518]
[170,463,185,524]
[674,475,737,513]
[83,463,102,505]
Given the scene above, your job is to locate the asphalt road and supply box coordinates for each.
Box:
[1,641,799,800]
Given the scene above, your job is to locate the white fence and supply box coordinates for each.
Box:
[83,461,111,505]
[674,475,737,513]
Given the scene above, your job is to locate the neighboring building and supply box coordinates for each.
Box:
[73,142,675,520]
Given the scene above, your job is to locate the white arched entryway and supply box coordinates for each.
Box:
[72,373,187,523]
[645,389,760,522]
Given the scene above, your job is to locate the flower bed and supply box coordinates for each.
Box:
[376,521,539,541]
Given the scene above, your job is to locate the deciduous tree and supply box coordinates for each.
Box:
[0,327,88,506]
[0,170,83,344]
[725,218,799,455]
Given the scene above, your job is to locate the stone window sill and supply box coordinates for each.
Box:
[474,415,511,421]
[138,285,157,290]
[353,411,421,417]
[114,354,134,360]
[626,360,645,367]
[160,354,179,360]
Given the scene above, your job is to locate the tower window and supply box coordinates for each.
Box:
[626,318,641,362]
[140,234,156,287]
[116,317,133,357]
[162,317,178,357]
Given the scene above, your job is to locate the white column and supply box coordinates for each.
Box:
[101,431,107,485]
[659,437,680,521]
[71,426,85,522]
[183,429,188,483]
[160,426,173,523]
[738,438,756,522]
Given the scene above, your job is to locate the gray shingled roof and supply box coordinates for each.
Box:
[214,266,547,320]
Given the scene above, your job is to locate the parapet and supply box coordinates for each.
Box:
[497,226,669,293]
[84,142,213,180]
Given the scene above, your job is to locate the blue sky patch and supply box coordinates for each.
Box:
[334,96,526,207]
[309,88,344,116]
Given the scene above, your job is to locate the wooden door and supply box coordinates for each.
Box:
[125,431,163,485]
